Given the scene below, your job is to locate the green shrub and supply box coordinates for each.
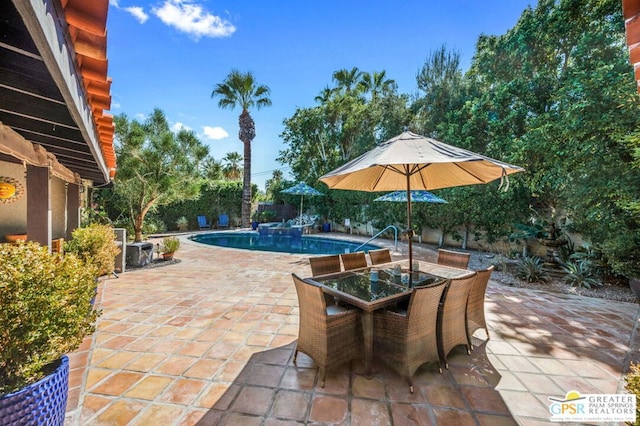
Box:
[176,216,189,229]
[561,260,600,289]
[162,236,181,254]
[569,243,605,276]
[624,362,640,425]
[489,254,509,272]
[0,242,100,394]
[259,210,276,222]
[517,256,548,283]
[111,215,167,242]
[64,223,120,276]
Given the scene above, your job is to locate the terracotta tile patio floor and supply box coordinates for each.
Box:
[64,232,640,425]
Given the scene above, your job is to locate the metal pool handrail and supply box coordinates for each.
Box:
[353,225,399,253]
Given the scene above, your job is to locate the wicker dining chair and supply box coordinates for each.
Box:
[340,251,368,270]
[291,273,362,387]
[309,255,342,276]
[437,249,471,269]
[437,272,477,369]
[368,248,392,265]
[373,280,448,393]
[466,265,494,348]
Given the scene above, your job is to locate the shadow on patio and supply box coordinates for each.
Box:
[194,338,515,425]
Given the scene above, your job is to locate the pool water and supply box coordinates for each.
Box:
[190,232,381,255]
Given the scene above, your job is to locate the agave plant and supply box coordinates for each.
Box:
[561,260,600,289]
[516,256,548,283]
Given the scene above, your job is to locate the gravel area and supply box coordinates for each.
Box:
[465,249,639,304]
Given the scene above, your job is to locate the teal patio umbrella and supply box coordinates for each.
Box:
[374,190,447,204]
[280,183,324,220]
[375,190,447,245]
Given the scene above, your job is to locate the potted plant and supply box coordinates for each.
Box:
[0,242,100,423]
[176,216,189,231]
[161,236,180,260]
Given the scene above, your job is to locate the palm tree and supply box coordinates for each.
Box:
[265,169,284,201]
[332,67,364,94]
[222,151,243,180]
[314,85,335,104]
[212,70,272,227]
[201,156,223,180]
[358,70,396,101]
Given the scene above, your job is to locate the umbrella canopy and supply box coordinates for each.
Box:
[280,182,324,220]
[320,131,524,285]
[374,190,447,204]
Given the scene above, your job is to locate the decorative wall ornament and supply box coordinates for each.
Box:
[0,176,25,204]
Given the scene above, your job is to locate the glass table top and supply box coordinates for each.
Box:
[313,268,441,303]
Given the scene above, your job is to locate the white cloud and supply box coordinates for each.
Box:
[203,126,229,140]
[171,122,191,132]
[110,101,121,110]
[109,0,120,7]
[124,6,149,24]
[152,0,236,40]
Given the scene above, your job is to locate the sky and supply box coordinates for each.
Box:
[106,0,535,190]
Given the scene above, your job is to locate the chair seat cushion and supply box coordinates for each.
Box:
[326,305,348,315]
[386,305,407,316]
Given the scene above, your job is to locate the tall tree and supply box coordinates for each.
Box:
[264,169,284,201]
[200,156,223,180]
[413,45,465,138]
[457,0,640,277]
[332,67,364,94]
[113,108,209,241]
[212,70,272,227]
[222,151,243,180]
[358,70,396,101]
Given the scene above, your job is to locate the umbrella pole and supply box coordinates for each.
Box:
[406,171,413,287]
[300,195,303,222]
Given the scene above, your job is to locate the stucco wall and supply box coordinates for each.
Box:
[0,161,27,241]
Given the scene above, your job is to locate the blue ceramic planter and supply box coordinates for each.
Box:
[0,355,69,425]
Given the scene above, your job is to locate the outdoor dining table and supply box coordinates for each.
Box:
[306,259,473,377]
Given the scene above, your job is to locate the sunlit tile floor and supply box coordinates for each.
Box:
[64,232,640,425]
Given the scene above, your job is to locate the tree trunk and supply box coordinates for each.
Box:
[462,225,468,250]
[239,110,255,228]
[134,213,144,242]
[242,139,251,228]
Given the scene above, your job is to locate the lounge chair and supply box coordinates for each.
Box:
[197,215,211,230]
[217,214,229,229]
[292,273,362,387]
[437,249,471,269]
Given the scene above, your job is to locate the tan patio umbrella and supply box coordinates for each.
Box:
[319,131,524,285]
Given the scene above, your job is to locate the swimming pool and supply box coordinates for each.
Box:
[190,232,381,255]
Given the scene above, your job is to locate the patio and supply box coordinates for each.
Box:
[65,234,640,425]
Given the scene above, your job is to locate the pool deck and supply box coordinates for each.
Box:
[65,231,640,425]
